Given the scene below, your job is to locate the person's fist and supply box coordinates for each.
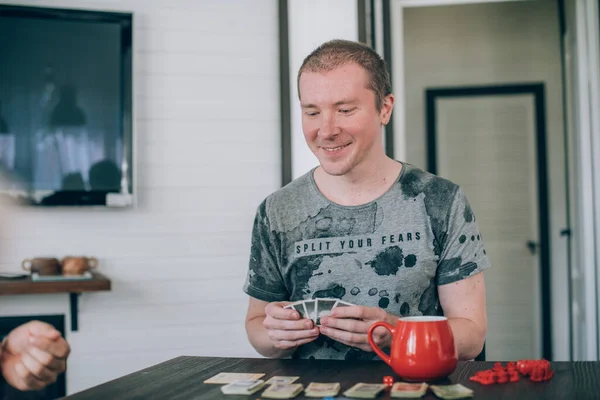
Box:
[1,320,70,391]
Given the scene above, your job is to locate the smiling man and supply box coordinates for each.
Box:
[243,39,490,361]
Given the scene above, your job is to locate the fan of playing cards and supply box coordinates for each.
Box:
[284,298,355,325]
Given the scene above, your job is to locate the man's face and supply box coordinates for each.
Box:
[298,63,393,177]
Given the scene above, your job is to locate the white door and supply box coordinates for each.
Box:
[435,94,542,360]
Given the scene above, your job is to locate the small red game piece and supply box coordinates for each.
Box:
[528,359,554,382]
[470,370,495,385]
[517,359,538,377]
[530,365,544,382]
[511,359,554,382]
[479,374,496,385]
[492,362,504,372]
[494,370,508,384]
[471,359,555,386]
[383,376,394,387]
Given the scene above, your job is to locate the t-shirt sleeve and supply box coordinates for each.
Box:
[242,200,290,302]
[436,187,491,285]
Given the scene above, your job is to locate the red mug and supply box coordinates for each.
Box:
[367,316,458,382]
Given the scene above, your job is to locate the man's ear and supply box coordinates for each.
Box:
[380,94,395,125]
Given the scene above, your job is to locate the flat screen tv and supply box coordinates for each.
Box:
[0,4,133,207]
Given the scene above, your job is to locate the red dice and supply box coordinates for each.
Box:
[383,376,394,387]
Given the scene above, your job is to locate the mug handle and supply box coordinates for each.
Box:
[87,257,98,269]
[367,321,395,366]
[21,259,32,272]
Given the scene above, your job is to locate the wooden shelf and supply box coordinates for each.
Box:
[0,272,111,332]
[0,272,111,296]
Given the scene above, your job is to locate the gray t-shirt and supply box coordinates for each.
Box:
[243,162,491,360]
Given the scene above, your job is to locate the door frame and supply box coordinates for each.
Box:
[383,0,535,162]
[425,83,552,360]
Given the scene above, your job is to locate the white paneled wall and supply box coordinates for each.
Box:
[0,0,280,393]
[287,0,358,180]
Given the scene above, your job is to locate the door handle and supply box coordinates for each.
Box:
[526,240,539,255]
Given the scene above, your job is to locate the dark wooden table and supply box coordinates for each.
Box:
[62,356,600,399]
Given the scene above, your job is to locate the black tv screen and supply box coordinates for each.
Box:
[0,5,133,206]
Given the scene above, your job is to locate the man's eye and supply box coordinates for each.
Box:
[340,108,354,114]
[305,111,319,117]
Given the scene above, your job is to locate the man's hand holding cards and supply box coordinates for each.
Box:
[317,300,395,353]
[283,298,355,326]
[263,301,320,352]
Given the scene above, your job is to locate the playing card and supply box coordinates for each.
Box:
[220,379,265,395]
[304,382,341,397]
[430,384,474,399]
[304,300,316,322]
[315,299,337,325]
[292,302,309,319]
[284,301,309,319]
[203,372,265,384]
[261,383,304,399]
[265,376,300,385]
[333,299,355,308]
[390,382,428,398]
[283,300,301,310]
[343,383,387,398]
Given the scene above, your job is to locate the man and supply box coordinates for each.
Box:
[1,320,70,394]
[244,39,489,361]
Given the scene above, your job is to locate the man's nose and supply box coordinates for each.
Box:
[318,113,339,139]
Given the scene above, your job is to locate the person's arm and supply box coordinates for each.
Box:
[435,186,490,360]
[245,297,319,358]
[243,200,319,357]
[438,271,486,360]
[245,297,293,358]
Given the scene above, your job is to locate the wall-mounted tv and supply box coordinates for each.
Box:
[0,4,133,207]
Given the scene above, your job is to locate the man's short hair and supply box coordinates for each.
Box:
[297,39,392,111]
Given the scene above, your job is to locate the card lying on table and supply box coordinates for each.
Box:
[390,382,428,398]
[220,379,265,395]
[343,383,387,398]
[203,372,265,384]
[265,376,300,385]
[304,382,341,397]
[261,383,304,399]
[430,384,474,399]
